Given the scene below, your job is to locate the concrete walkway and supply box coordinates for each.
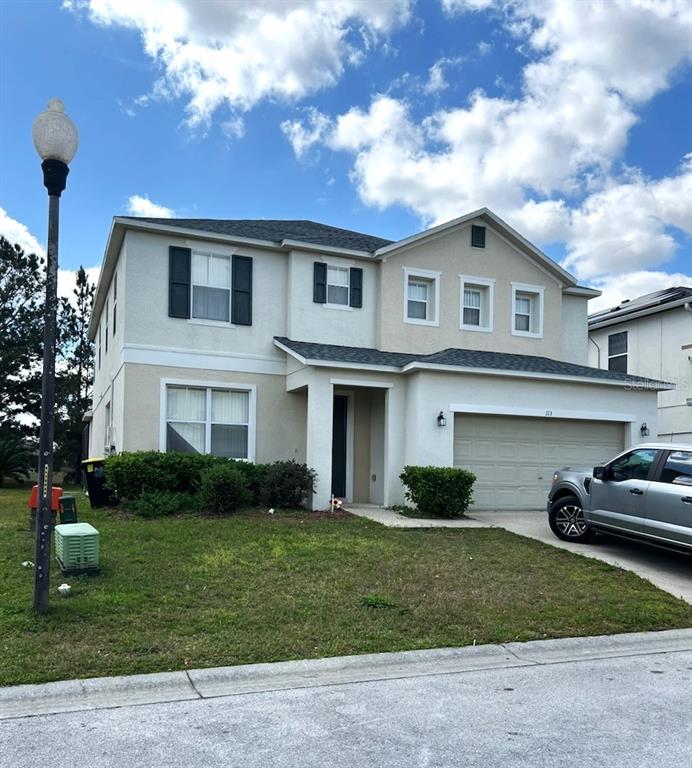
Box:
[347,505,692,604]
[346,504,491,528]
[2,630,691,767]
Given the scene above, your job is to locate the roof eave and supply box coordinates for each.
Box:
[588,297,692,329]
[563,286,602,298]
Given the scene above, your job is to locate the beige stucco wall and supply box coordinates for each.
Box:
[286,249,378,347]
[378,222,564,357]
[120,362,307,463]
[561,294,589,365]
[589,307,692,439]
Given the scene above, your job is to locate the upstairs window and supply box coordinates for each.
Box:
[105,297,109,353]
[608,331,628,373]
[327,265,349,306]
[471,225,486,248]
[192,252,231,322]
[511,283,544,338]
[459,275,494,332]
[112,272,117,337]
[98,324,102,369]
[403,268,440,326]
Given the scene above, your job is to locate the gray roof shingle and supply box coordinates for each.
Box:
[123,217,393,253]
[274,337,669,387]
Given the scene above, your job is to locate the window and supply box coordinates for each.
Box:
[98,324,102,369]
[403,268,440,326]
[105,297,109,353]
[327,265,349,306]
[659,451,692,486]
[609,449,657,482]
[164,383,254,460]
[608,332,627,373]
[511,283,544,338]
[104,401,114,453]
[112,272,117,337]
[459,275,494,331]
[192,252,231,322]
[471,225,486,248]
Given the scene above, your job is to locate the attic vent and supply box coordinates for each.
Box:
[471,225,486,248]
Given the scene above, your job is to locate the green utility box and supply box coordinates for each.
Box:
[55,523,100,575]
[59,495,78,524]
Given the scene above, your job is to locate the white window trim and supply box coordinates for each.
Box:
[159,378,257,462]
[403,267,441,327]
[459,274,495,333]
[511,282,544,339]
[323,262,354,311]
[189,250,233,325]
[607,332,628,372]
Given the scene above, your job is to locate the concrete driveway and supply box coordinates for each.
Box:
[470,510,692,604]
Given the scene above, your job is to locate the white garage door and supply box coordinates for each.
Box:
[453,414,625,510]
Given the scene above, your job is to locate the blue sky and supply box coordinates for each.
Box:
[0,0,690,309]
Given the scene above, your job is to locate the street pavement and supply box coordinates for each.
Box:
[2,631,691,768]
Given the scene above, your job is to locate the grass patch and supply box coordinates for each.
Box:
[1,485,691,686]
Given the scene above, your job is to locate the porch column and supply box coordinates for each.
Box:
[383,384,407,507]
[306,378,333,511]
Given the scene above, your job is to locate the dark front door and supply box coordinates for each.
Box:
[332,395,348,498]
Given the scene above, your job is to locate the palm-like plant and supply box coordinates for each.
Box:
[0,436,32,487]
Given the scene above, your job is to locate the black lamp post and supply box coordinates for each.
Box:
[32,98,78,614]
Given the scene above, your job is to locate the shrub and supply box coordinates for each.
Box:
[399,465,475,519]
[0,436,31,487]
[259,461,316,509]
[199,463,250,515]
[229,461,270,505]
[128,490,192,518]
[104,451,221,501]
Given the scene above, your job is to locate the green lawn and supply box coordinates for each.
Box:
[1,484,691,686]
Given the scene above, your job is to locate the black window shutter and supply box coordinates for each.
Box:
[349,267,363,308]
[471,225,486,248]
[169,246,191,318]
[313,262,327,303]
[232,255,253,325]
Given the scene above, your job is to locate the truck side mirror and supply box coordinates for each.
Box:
[593,465,607,480]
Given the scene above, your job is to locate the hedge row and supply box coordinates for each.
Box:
[104,451,316,516]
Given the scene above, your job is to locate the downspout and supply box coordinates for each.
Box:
[588,335,602,368]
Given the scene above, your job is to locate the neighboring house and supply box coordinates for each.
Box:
[86,208,667,511]
[588,287,692,442]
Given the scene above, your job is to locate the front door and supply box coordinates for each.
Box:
[332,395,348,498]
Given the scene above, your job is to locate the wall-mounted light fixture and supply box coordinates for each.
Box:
[437,411,447,427]
[640,422,650,437]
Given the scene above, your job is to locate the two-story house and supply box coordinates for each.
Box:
[588,287,692,442]
[86,208,667,511]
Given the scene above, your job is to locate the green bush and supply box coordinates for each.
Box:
[127,490,192,518]
[0,436,32,487]
[259,461,316,509]
[104,451,221,501]
[399,465,475,519]
[229,461,270,505]
[199,463,250,515]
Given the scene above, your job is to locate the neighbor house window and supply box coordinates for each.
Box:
[164,383,254,460]
[511,283,544,338]
[98,324,102,369]
[608,331,628,373]
[105,297,109,353]
[327,265,349,306]
[459,275,494,332]
[191,252,231,322]
[403,267,440,326]
[112,272,117,337]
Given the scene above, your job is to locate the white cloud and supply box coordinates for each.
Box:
[58,266,102,304]
[423,56,463,94]
[65,0,412,127]
[284,0,692,292]
[442,0,495,13]
[588,271,692,313]
[0,206,45,257]
[126,194,174,218]
[281,107,332,159]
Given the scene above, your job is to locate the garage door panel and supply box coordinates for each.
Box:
[454,414,624,511]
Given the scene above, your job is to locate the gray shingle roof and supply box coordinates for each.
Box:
[274,337,669,387]
[123,217,393,253]
[588,286,692,325]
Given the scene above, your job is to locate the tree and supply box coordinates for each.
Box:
[0,237,44,432]
[54,267,95,482]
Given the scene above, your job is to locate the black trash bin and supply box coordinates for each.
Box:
[81,457,115,508]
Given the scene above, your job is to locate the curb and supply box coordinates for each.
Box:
[2,628,691,720]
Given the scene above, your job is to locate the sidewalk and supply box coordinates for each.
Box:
[346,504,491,528]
